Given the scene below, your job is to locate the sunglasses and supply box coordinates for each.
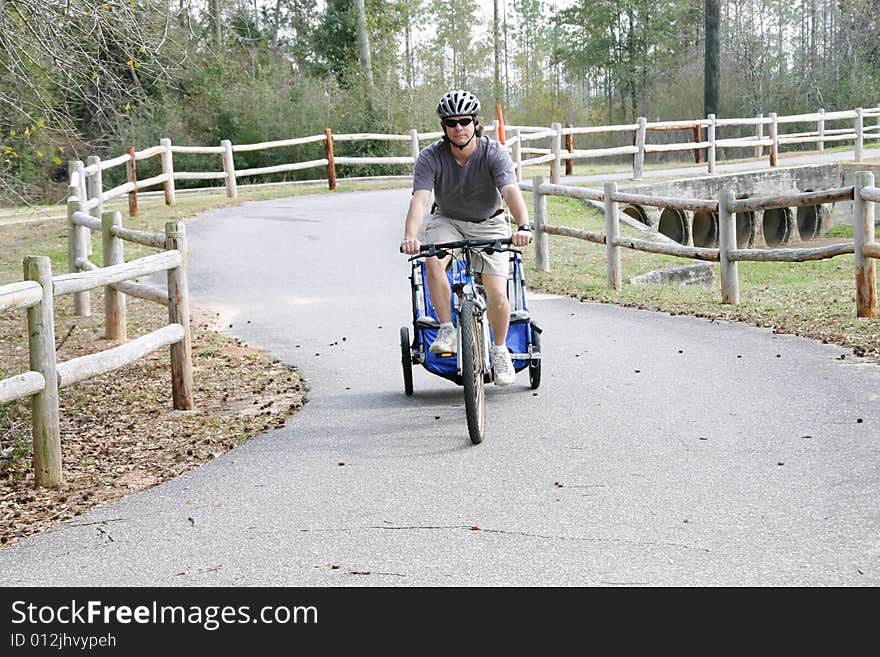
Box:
[443,117,474,128]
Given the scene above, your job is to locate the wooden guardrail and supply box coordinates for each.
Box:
[526,171,878,318]
[513,106,879,183]
[66,104,879,220]
[0,209,193,488]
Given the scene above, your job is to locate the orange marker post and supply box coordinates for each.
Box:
[496,104,506,145]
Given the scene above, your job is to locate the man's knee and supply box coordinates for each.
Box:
[488,294,509,311]
[426,258,451,283]
[427,255,448,270]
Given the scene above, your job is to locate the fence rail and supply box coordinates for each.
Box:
[62,103,879,218]
[1,209,193,488]
[528,171,878,317]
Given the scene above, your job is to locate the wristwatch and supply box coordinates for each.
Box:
[517,223,532,232]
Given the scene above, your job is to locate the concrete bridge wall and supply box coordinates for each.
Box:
[615,163,849,248]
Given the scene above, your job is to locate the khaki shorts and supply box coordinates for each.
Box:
[423,211,511,277]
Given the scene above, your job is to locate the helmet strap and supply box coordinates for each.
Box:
[442,127,476,151]
[451,133,475,150]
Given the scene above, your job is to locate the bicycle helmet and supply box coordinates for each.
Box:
[436,90,481,118]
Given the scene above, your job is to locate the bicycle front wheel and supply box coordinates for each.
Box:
[460,299,486,444]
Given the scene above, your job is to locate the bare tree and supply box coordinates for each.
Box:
[354,0,374,91]
[0,0,184,201]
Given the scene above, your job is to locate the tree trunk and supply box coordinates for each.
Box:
[494,0,502,108]
[354,0,374,91]
[404,0,415,91]
[210,0,222,48]
[704,0,720,118]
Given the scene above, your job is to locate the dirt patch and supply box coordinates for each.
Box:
[0,293,306,549]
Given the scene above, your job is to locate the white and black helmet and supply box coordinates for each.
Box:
[436,90,481,118]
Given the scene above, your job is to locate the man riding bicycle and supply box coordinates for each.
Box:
[400,90,532,387]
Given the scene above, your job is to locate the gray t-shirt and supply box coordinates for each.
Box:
[412,136,517,221]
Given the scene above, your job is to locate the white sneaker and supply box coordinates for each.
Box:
[492,345,515,386]
[429,325,457,354]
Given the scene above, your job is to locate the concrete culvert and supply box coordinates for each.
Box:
[735,210,756,248]
[797,205,821,240]
[658,207,689,245]
[622,204,651,227]
[796,196,830,240]
[797,189,820,240]
[735,194,756,248]
[691,211,718,248]
[762,207,793,247]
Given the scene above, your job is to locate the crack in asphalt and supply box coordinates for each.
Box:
[297,524,711,554]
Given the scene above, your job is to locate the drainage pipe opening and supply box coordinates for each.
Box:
[692,211,718,248]
[734,194,756,248]
[735,210,756,248]
[622,204,651,227]
[762,207,793,247]
[658,207,689,245]
[797,189,820,240]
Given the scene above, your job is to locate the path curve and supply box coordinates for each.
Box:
[1,187,878,586]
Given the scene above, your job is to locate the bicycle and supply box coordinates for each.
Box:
[401,238,542,444]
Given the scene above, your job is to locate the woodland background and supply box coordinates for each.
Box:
[1,0,878,204]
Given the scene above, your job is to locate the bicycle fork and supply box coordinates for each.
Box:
[455,281,491,377]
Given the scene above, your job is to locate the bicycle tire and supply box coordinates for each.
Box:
[460,299,486,444]
[400,326,414,396]
[528,321,542,390]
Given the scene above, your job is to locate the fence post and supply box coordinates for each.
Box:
[86,155,103,229]
[221,139,238,199]
[603,181,622,290]
[160,137,176,206]
[324,128,337,190]
[66,164,90,317]
[754,114,764,159]
[532,176,550,273]
[23,256,62,488]
[550,122,562,184]
[102,211,127,341]
[707,114,716,174]
[633,117,647,180]
[876,102,880,140]
[71,158,92,255]
[126,146,138,218]
[769,112,778,167]
[854,107,864,162]
[408,128,420,163]
[853,171,877,318]
[817,108,825,152]
[511,127,522,181]
[165,222,194,410]
[718,188,740,304]
[565,123,573,175]
[693,124,703,164]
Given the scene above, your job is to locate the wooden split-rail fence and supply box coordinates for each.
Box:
[3,102,879,488]
[0,170,193,488]
[65,104,879,214]
[527,171,880,318]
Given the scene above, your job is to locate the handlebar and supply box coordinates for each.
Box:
[402,238,520,261]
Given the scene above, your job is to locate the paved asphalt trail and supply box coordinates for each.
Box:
[1,186,879,586]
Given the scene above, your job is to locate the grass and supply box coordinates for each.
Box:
[519,192,880,358]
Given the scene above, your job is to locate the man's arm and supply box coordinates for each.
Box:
[500,183,531,246]
[401,189,432,254]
